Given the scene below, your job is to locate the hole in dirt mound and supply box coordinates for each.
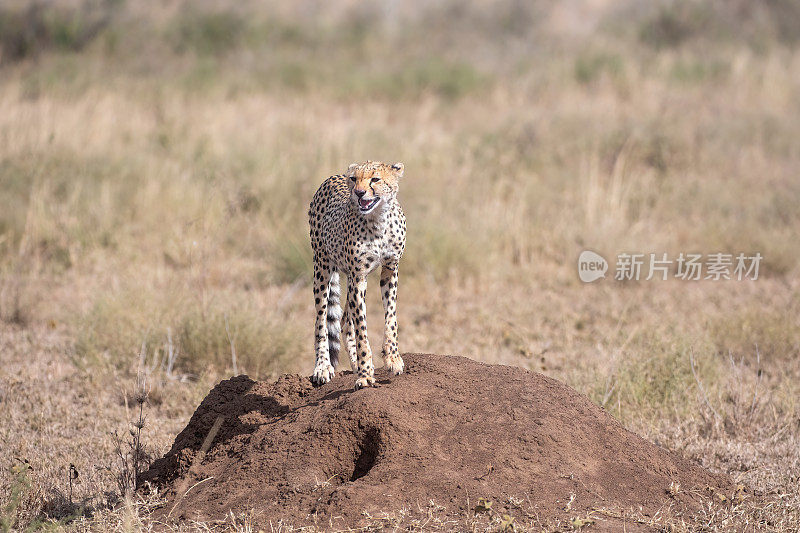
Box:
[350,428,380,481]
[140,353,738,530]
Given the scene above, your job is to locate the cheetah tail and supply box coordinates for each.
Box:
[327,271,342,368]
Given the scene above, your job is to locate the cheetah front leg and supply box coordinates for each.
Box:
[380,263,404,375]
[311,257,334,385]
[348,274,375,390]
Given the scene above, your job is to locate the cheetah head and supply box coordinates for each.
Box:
[347,160,404,216]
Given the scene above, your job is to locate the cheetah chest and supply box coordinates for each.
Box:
[350,235,399,274]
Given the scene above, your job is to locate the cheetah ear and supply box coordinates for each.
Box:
[347,163,358,176]
[391,162,404,178]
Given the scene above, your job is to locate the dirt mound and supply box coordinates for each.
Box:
[140,354,734,530]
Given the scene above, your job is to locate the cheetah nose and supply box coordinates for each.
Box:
[354,189,366,198]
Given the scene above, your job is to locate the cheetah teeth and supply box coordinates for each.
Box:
[358,197,380,212]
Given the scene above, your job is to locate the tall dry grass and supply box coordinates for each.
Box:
[0,0,799,530]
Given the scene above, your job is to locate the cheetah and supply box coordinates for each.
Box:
[308,161,407,390]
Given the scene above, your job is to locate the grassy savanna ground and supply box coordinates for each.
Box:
[1,0,799,530]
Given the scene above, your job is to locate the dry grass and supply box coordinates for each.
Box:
[1,0,799,530]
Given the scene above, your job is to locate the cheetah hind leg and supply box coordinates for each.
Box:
[311,270,340,385]
[341,300,358,372]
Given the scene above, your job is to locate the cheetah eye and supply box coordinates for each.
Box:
[370,177,380,184]
[348,175,355,181]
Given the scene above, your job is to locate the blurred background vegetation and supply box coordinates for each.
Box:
[0,0,798,399]
[0,0,799,527]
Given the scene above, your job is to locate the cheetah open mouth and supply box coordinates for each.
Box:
[358,197,381,214]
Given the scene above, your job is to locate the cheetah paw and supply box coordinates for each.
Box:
[311,363,335,385]
[354,376,375,390]
[385,356,404,376]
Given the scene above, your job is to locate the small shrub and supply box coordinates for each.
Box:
[168,9,245,55]
[574,53,623,85]
[413,60,486,100]
[75,286,302,379]
[176,306,299,377]
[709,310,800,366]
[350,58,487,101]
[669,58,729,84]
[271,232,313,284]
[0,462,32,532]
[593,333,716,419]
[0,0,113,63]
[768,0,800,45]
[639,2,711,49]
[404,223,482,281]
[111,372,153,497]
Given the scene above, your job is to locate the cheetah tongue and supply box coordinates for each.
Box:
[359,198,376,209]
